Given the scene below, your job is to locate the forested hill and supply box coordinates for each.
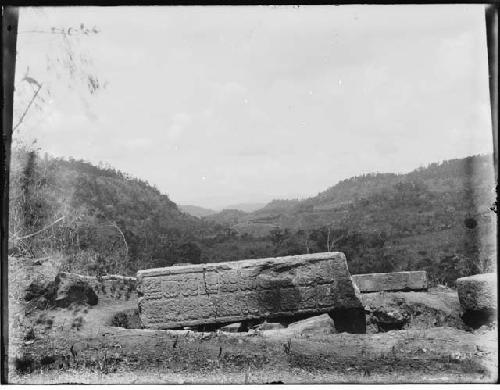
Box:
[10,148,496,285]
[233,154,496,232]
[9,147,222,275]
[204,154,496,285]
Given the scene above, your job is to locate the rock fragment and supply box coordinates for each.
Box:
[287,314,336,335]
[457,273,497,328]
[457,273,497,312]
[220,322,242,333]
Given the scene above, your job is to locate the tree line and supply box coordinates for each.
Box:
[9,147,496,287]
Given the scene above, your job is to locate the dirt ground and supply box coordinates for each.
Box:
[7,258,498,384]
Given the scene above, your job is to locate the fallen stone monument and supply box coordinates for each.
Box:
[352,271,428,293]
[137,252,366,333]
[457,273,497,328]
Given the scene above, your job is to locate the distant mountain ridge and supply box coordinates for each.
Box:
[248,154,496,224]
[179,205,217,218]
[184,152,496,224]
[206,154,496,243]
[201,154,496,283]
[180,203,267,218]
[222,202,267,213]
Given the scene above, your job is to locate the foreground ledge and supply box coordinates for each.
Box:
[137,252,365,333]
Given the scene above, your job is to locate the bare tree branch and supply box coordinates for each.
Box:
[18,27,99,35]
[13,82,43,132]
[107,221,128,256]
[11,216,65,242]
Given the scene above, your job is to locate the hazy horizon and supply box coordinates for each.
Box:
[35,149,495,212]
[14,5,494,209]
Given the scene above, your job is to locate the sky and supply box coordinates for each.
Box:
[14,5,494,209]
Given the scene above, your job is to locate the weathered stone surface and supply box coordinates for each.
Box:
[220,322,242,333]
[255,322,285,330]
[258,314,336,337]
[98,274,137,299]
[352,271,427,293]
[457,273,497,312]
[361,288,467,333]
[287,314,336,335]
[137,252,365,332]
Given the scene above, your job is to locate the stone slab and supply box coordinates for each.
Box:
[137,252,364,331]
[352,271,428,293]
[457,273,497,312]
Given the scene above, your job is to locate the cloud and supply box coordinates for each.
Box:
[167,112,192,140]
[14,5,492,208]
[374,141,399,156]
[124,137,153,149]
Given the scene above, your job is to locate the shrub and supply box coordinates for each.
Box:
[45,318,54,329]
[15,355,35,374]
[71,316,84,330]
[24,328,35,341]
